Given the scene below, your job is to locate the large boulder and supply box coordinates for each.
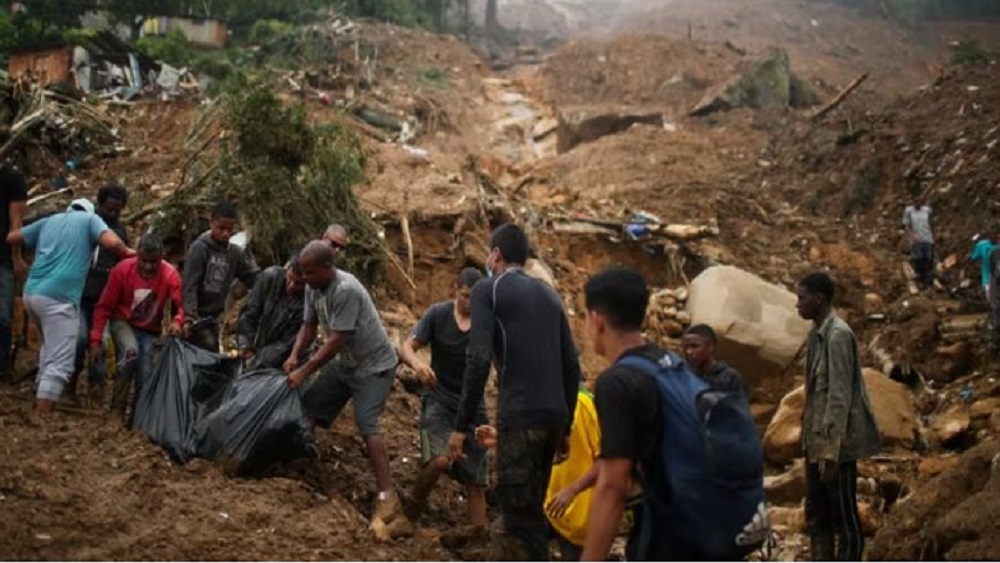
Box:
[686,265,812,388]
[765,458,807,505]
[763,386,806,464]
[763,369,919,464]
[691,47,794,116]
[556,106,664,153]
[862,368,920,448]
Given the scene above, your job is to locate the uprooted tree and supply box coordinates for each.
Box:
[151,79,390,286]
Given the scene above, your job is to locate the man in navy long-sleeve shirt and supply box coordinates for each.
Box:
[448,223,581,560]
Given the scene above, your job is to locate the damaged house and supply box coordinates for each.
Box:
[8,31,159,96]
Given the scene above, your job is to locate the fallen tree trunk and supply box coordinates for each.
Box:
[810,72,869,121]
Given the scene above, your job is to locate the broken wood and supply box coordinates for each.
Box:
[810,72,870,121]
[27,187,73,208]
[550,214,719,241]
[901,261,919,295]
[400,214,415,277]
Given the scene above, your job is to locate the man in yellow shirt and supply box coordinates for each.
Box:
[545,385,600,561]
[478,385,606,560]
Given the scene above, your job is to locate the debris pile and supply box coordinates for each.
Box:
[646,286,692,340]
[0,88,123,164]
[870,438,1000,560]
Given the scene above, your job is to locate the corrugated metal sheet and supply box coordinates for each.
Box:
[8,48,71,85]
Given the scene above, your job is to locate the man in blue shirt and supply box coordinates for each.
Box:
[970,232,997,300]
[7,199,133,413]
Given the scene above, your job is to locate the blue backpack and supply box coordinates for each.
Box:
[618,351,769,561]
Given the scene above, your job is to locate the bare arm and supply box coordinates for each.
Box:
[582,458,633,561]
[398,335,427,369]
[9,201,25,277]
[569,464,600,495]
[287,320,318,370]
[98,230,134,258]
[298,329,347,378]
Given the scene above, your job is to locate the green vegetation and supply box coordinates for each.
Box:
[419,67,449,89]
[950,39,993,66]
[135,29,194,68]
[154,81,386,283]
[831,0,1000,26]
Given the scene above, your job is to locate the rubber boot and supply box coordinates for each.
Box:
[810,532,835,561]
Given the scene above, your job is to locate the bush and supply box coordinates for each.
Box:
[248,19,294,44]
[950,39,992,66]
[192,51,235,80]
[136,28,193,67]
[155,82,384,281]
[226,86,314,169]
[342,0,432,29]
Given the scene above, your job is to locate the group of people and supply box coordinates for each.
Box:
[2,160,885,561]
[907,195,1000,360]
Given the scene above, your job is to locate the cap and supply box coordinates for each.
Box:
[67,198,95,214]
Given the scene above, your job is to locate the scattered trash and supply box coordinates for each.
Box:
[403,145,430,160]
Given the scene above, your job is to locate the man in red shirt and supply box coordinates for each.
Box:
[90,233,184,399]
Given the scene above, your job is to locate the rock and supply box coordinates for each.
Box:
[763,387,806,464]
[662,320,685,338]
[862,368,920,448]
[751,403,778,427]
[532,117,558,140]
[763,369,919,464]
[929,406,971,447]
[674,287,689,302]
[936,342,973,380]
[768,505,805,535]
[524,258,556,288]
[969,397,1000,420]
[765,459,807,505]
[691,48,793,116]
[918,454,960,478]
[789,74,821,108]
[676,311,692,326]
[556,106,664,153]
[858,502,881,536]
[864,293,886,315]
[686,265,812,388]
[857,476,878,497]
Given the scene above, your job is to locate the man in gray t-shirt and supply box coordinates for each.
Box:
[285,241,400,529]
[903,198,935,288]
